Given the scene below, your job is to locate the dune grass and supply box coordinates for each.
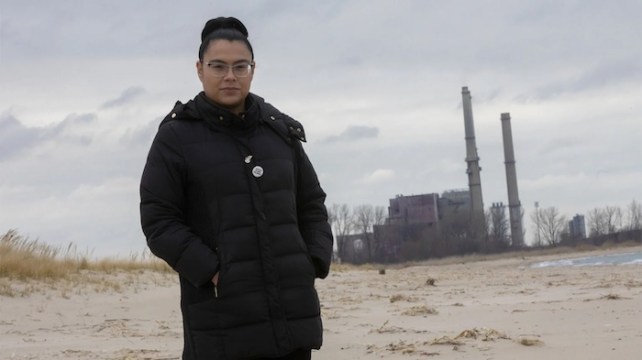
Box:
[0,230,173,296]
[0,229,172,279]
[3,228,638,296]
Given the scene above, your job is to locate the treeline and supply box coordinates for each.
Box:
[327,204,387,264]
[531,199,642,246]
[328,203,490,264]
[328,199,642,264]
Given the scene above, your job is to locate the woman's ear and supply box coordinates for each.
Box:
[196,60,204,81]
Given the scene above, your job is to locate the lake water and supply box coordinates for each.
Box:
[532,250,642,268]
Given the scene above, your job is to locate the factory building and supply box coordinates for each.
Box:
[373,190,472,262]
[345,87,526,263]
[387,193,440,226]
[569,214,587,242]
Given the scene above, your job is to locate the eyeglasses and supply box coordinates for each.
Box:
[204,61,254,77]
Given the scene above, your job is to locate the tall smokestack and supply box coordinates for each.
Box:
[461,87,484,221]
[500,113,524,247]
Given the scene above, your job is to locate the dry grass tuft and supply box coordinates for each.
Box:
[386,340,417,354]
[455,327,509,341]
[430,336,464,346]
[601,293,624,300]
[517,337,544,346]
[584,293,628,302]
[431,328,511,346]
[1,229,77,280]
[0,230,173,296]
[390,293,419,303]
[455,329,479,339]
[402,305,438,316]
[371,320,408,334]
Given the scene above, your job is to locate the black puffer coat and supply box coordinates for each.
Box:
[140,92,333,359]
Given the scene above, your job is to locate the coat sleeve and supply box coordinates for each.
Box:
[294,141,334,279]
[140,122,219,287]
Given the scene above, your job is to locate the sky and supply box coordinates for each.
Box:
[1,0,641,257]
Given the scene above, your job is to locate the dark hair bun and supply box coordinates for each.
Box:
[201,17,249,42]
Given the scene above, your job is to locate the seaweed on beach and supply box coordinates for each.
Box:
[517,337,544,346]
[455,327,510,341]
[601,293,624,300]
[389,294,419,303]
[371,320,407,334]
[386,340,417,354]
[430,336,464,346]
[402,305,438,316]
[584,293,628,302]
[431,327,511,347]
[368,341,440,357]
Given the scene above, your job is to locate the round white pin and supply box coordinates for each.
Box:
[252,166,264,178]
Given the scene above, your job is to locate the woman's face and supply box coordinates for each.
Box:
[196,39,254,114]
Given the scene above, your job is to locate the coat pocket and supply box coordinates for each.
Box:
[189,328,226,359]
[187,292,278,358]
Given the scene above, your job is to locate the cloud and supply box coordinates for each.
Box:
[101,86,146,108]
[0,113,96,161]
[322,125,379,143]
[358,169,395,184]
[0,114,41,160]
[49,113,96,142]
[530,59,642,100]
[2,1,642,254]
[119,118,160,146]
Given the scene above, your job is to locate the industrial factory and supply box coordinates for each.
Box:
[342,87,525,263]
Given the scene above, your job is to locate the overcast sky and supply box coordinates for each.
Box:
[1,0,640,257]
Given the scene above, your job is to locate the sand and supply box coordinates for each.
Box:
[2,246,641,359]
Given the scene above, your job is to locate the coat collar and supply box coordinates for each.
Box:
[193,92,260,131]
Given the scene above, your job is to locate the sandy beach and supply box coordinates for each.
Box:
[2,246,641,359]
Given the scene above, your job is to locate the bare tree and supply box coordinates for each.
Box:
[539,206,567,246]
[353,204,387,262]
[487,204,509,250]
[354,205,374,234]
[625,199,642,231]
[604,206,622,233]
[530,205,545,247]
[587,208,606,237]
[372,206,387,261]
[328,203,353,262]
[374,206,386,227]
[588,205,623,236]
[353,204,374,262]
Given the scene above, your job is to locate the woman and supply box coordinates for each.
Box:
[140,17,333,360]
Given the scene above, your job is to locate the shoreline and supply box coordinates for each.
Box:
[2,245,641,359]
